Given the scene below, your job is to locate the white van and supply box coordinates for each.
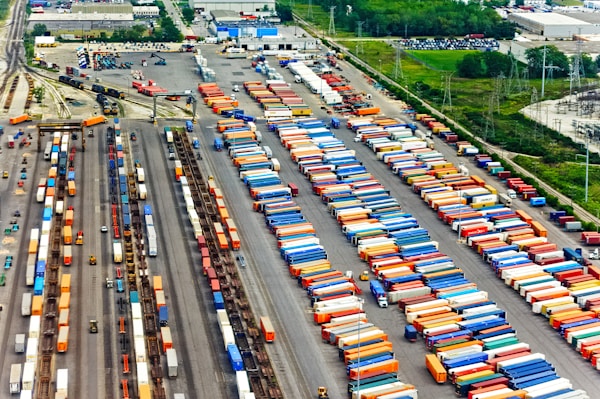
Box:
[506,189,517,199]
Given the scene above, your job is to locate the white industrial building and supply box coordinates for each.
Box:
[133,6,160,18]
[191,0,276,14]
[508,12,600,38]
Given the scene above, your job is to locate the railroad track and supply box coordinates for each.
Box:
[171,128,283,399]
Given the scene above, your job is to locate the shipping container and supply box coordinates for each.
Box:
[260,316,276,343]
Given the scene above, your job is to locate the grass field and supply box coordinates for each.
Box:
[406,50,477,71]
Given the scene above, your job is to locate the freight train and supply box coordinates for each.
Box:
[58,75,84,90]
[96,93,118,115]
[91,83,126,100]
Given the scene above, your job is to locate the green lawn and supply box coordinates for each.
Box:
[406,50,477,72]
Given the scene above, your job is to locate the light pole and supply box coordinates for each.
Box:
[378,59,382,76]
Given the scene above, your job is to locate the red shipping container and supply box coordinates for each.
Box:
[210,279,220,292]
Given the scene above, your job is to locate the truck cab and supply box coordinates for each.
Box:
[369,280,388,308]
[89,320,98,333]
[75,230,84,245]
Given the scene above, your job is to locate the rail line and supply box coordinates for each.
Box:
[171,127,283,399]
[107,124,168,399]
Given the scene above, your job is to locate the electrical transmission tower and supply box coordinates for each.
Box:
[441,72,453,113]
[393,44,403,80]
[328,6,336,36]
[483,95,496,141]
[307,0,313,20]
[289,0,294,7]
[356,21,364,55]
[571,30,584,91]
[506,54,522,96]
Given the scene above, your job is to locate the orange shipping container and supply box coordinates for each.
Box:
[63,226,72,245]
[425,354,447,383]
[531,221,548,237]
[161,326,173,353]
[210,279,221,292]
[32,295,43,316]
[60,274,71,293]
[68,180,76,196]
[229,231,240,250]
[28,240,38,254]
[58,308,69,327]
[260,316,276,343]
[153,276,163,293]
[57,325,69,352]
[349,359,398,380]
[10,114,31,125]
[217,233,229,249]
[59,292,71,310]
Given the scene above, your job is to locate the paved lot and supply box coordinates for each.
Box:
[1,33,600,399]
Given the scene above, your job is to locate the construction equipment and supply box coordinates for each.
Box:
[359,270,369,281]
[151,53,166,65]
[89,320,98,333]
[317,387,329,399]
[89,255,96,265]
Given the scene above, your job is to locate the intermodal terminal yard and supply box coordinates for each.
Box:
[0,41,599,399]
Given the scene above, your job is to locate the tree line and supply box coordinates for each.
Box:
[313,0,515,39]
[456,45,598,79]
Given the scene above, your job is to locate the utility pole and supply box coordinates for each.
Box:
[393,44,403,80]
[307,0,313,20]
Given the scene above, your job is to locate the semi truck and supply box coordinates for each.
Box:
[9,114,31,125]
[10,363,22,394]
[15,334,25,353]
[82,115,107,127]
[113,241,123,263]
[370,280,388,308]
[21,293,32,316]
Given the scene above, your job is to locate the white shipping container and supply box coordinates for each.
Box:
[133,318,144,338]
[29,316,41,339]
[136,362,149,386]
[138,184,147,200]
[20,390,32,399]
[166,348,178,378]
[39,234,49,248]
[134,337,147,363]
[41,221,51,235]
[179,176,188,186]
[131,302,142,320]
[38,245,48,262]
[185,196,195,211]
[56,368,68,393]
[222,325,235,350]
[44,196,53,209]
[36,187,46,202]
[22,362,35,390]
[216,309,230,332]
[26,337,38,363]
[236,371,251,399]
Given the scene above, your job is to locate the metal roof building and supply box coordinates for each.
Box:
[191,0,276,14]
[508,12,600,38]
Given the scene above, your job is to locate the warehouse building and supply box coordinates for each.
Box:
[133,6,160,18]
[209,19,278,40]
[191,0,276,15]
[27,13,135,39]
[508,12,600,38]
